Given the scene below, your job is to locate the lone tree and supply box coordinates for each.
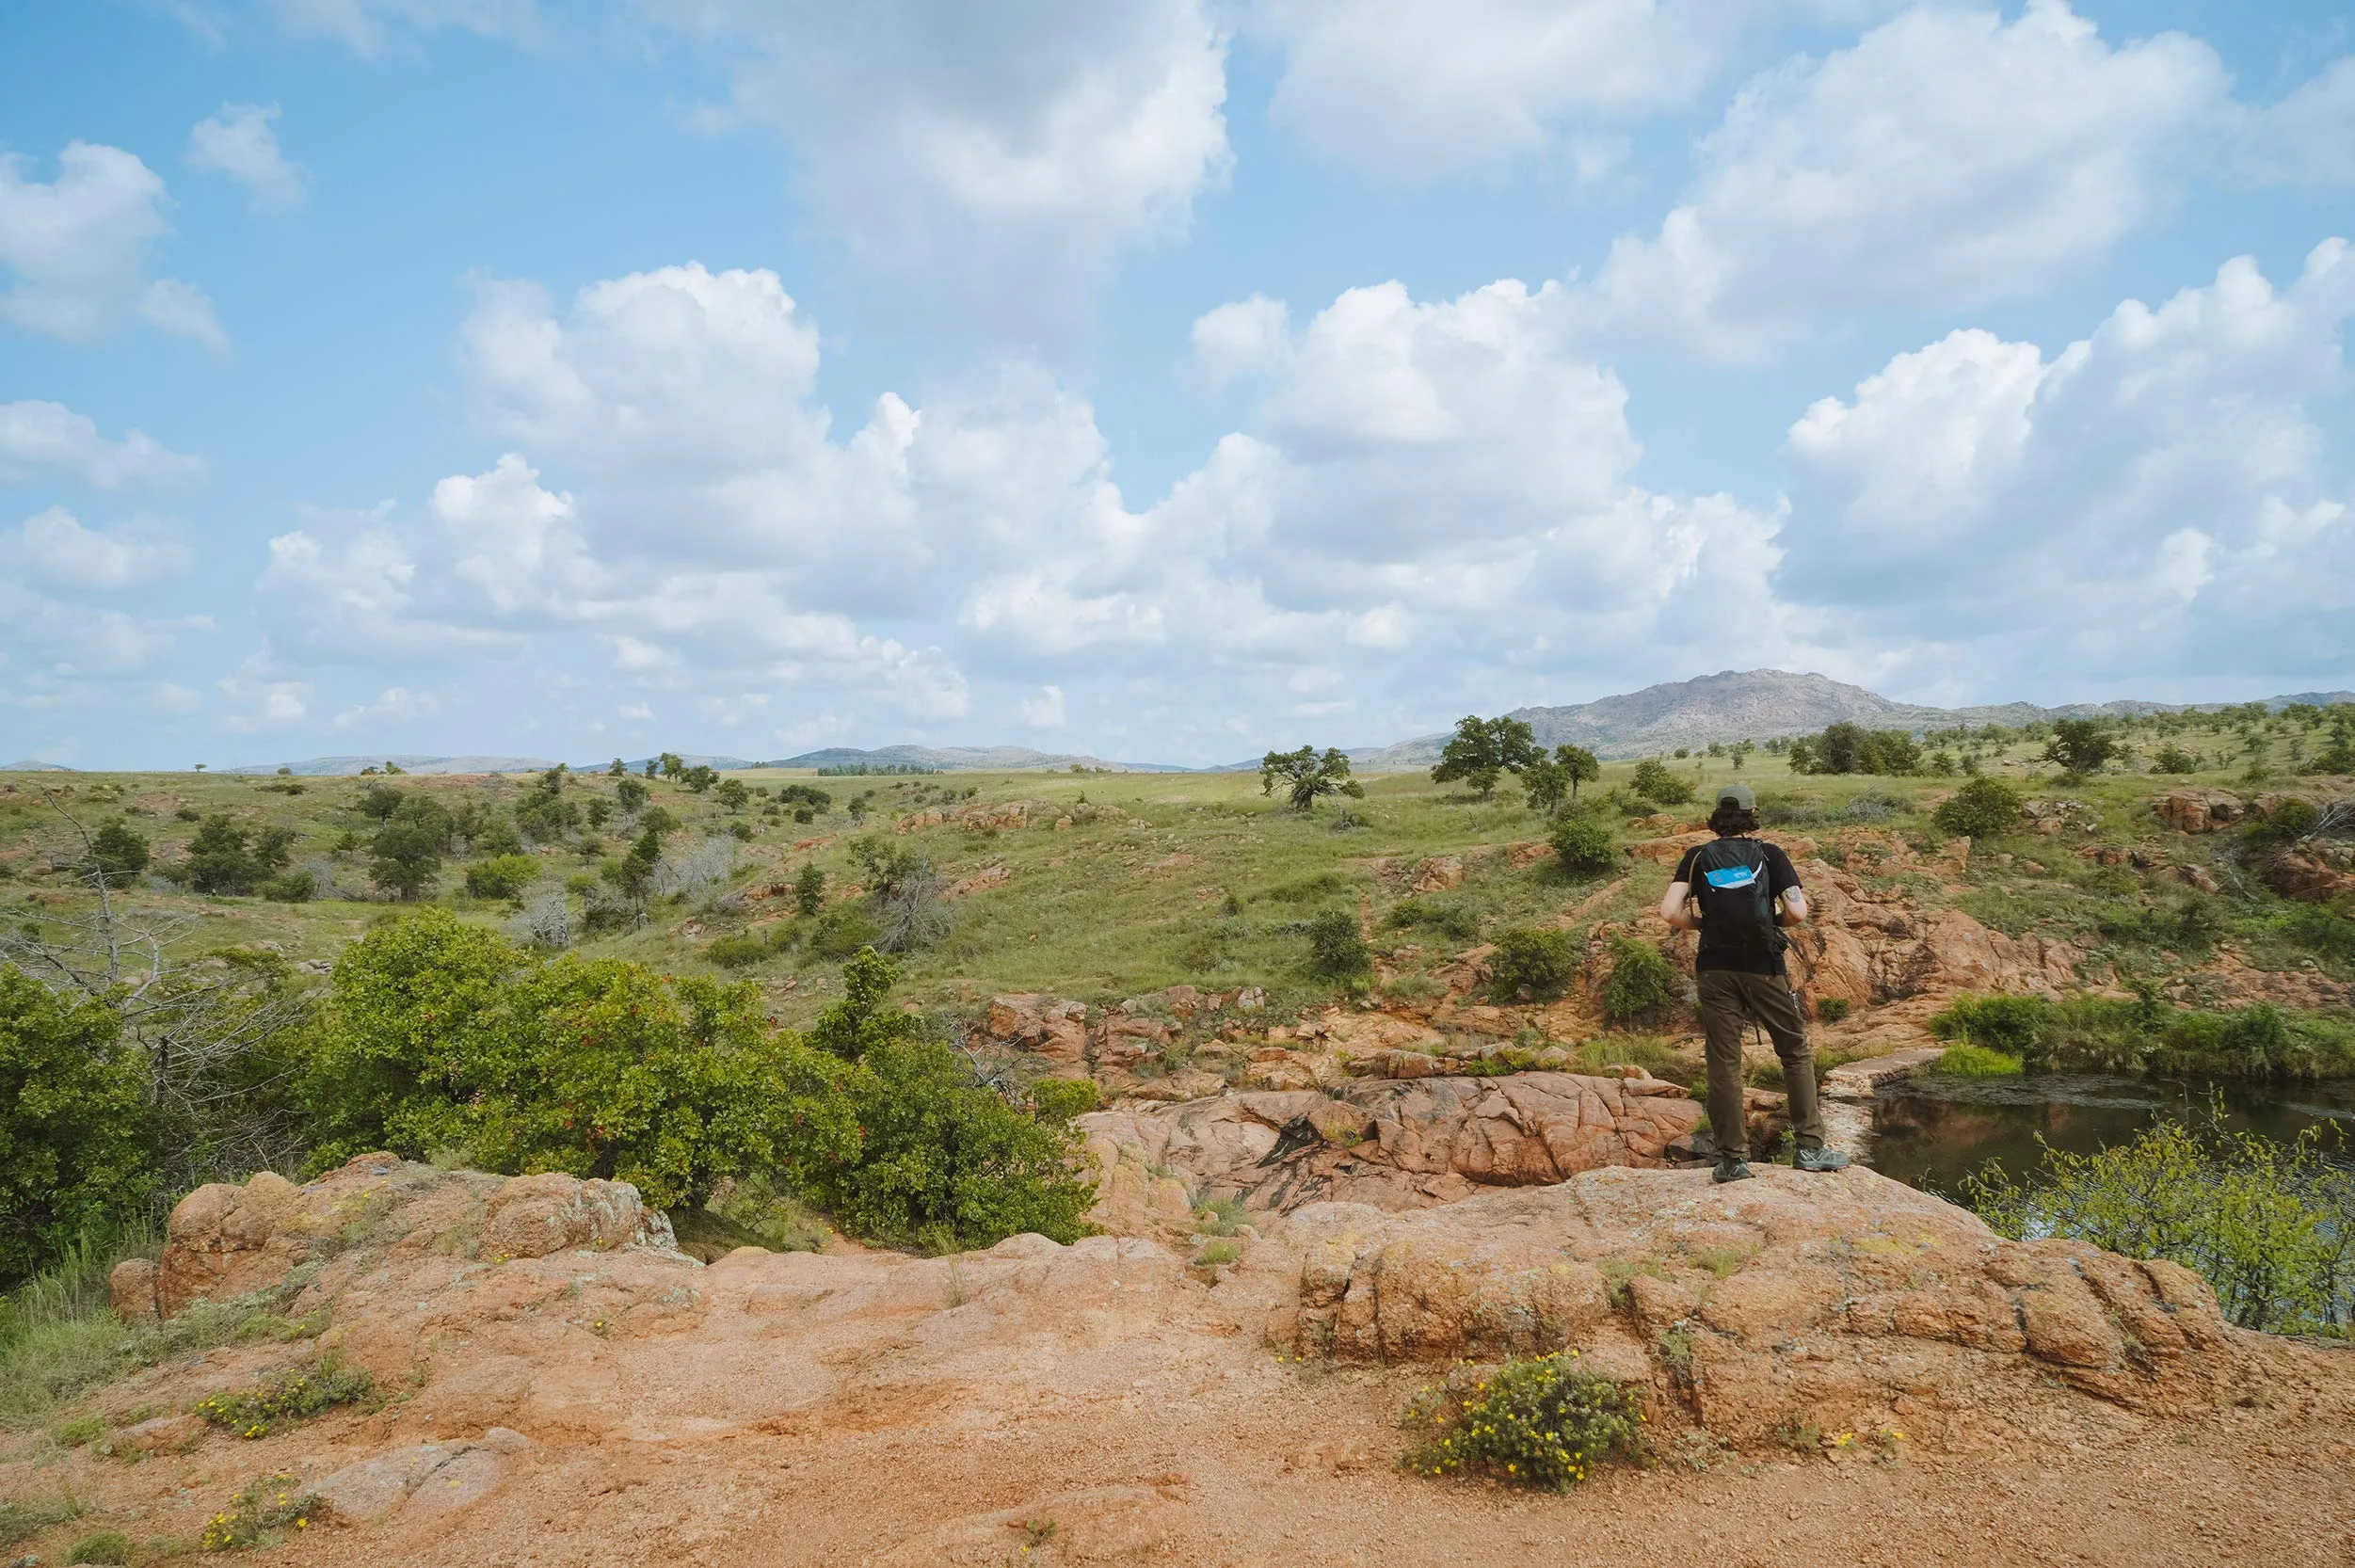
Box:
[2043,719,2122,777]
[1260,745,1364,812]
[1431,715,1540,801]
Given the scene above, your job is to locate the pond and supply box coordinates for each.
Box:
[1866,1072,2355,1197]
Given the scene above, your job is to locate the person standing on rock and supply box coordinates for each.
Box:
[1658,782,1849,1184]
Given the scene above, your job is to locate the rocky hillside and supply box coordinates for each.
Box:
[1347,668,2355,765]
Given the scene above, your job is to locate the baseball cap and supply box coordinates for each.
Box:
[1714,782,1756,809]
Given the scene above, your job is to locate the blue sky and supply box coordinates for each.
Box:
[3,1,2352,768]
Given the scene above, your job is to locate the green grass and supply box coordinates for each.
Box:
[0,1228,328,1431]
[3,737,2345,1047]
[1935,1043,2026,1077]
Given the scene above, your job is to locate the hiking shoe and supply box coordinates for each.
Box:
[1794,1145,1850,1173]
[1710,1156,1754,1184]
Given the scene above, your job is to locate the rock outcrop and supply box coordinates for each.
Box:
[120,1155,682,1320]
[1225,1164,2280,1449]
[1078,1070,1706,1222]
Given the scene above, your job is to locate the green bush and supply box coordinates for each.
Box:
[1935,1043,2024,1077]
[1931,776,2025,838]
[465,853,541,901]
[1599,938,1677,1023]
[1813,996,1850,1024]
[193,1358,376,1437]
[1627,760,1694,808]
[1305,908,1371,980]
[66,1528,133,1564]
[1386,895,1482,942]
[805,904,884,961]
[1929,991,2355,1080]
[1488,927,1578,1001]
[708,928,791,969]
[1929,993,2054,1065]
[2098,894,2224,954]
[1402,1352,1645,1490]
[795,956,1095,1251]
[1029,1078,1100,1124]
[1548,814,1618,878]
[200,1473,324,1552]
[1962,1114,2355,1335]
[260,869,316,903]
[297,910,854,1209]
[0,968,155,1288]
[2281,903,2355,967]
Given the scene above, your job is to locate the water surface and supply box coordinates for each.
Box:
[1868,1072,2355,1197]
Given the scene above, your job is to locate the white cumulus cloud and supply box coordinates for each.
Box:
[1780,239,2355,688]
[0,141,224,347]
[0,401,205,488]
[649,0,1231,344]
[188,103,309,210]
[2,508,194,591]
[1573,0,2229,360]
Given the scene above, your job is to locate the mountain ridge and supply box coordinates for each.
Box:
[1337,669,2355,769]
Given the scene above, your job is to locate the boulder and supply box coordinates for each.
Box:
[109,1257,159,1320]
[2153,790,2245,834]
[1235,1165,2267,1448]
[980,994,1090,1070]
[479,1173,661,1260]
[310,1431,530,1523]
[1408,856,1464,892]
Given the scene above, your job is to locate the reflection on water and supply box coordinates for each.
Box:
[1868,1073,2355,1197]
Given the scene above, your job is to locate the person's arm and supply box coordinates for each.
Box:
[1769,844,1807,925]
[1659,879,1699,930]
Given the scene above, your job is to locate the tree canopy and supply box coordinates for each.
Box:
[1259,745,1363,811]
[1431,715,1540,801]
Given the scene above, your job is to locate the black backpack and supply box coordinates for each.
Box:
[1689,839,1786,964]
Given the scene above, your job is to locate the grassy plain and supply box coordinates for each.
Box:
[3,724,2345,1034]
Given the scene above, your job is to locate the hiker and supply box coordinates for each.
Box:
[1657,782,1849,1183]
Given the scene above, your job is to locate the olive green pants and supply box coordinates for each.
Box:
[1698,968,1826,1159]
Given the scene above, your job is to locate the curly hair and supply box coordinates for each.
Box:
[1708,802,1761,837]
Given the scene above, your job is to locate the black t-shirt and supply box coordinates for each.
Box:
[1673,837,1802,975]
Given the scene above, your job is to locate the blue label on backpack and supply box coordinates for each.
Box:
[1703,864,1759,890]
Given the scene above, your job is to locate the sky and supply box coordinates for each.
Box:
[2,1,2352,770]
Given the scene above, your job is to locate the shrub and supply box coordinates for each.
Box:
[1386,896,1481,942]
[259,869,316,903]
[1932,776,2026,839]
[465,853,541,902]
[2282,903,2355,967]
[0,969,154,1287]
[1599,938,1677,1023]
[1488,927,1578,1001]
[1961,1114,2355,1334]
[1305,908,1371,980]
[805,904,883,961]
[200,1474,324,1552]
[298,910,854,1209]
[1402,1352,1645,1490]
[1936,1043,2024,1077]
[193,1359,376,1437]
[1029,1078,1100,1125]
[66,1528,133,1564]
[1627,760,1694,808]
[1548,814,1618,879]
[1929,993,2054,1066]
[707,929,789,969]
[793,862,826,916]
[1813,996,1850,1024]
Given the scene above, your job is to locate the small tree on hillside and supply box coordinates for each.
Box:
[1431,715,1540,801]
[1519,744,1601,815]
[1260,745,1363,811]
[2044,719,2122,777]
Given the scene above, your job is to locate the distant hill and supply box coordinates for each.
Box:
[1340,669,2355,768]
[763,744,1187,773]
[0,759,73,772]
[226,755,562,776]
